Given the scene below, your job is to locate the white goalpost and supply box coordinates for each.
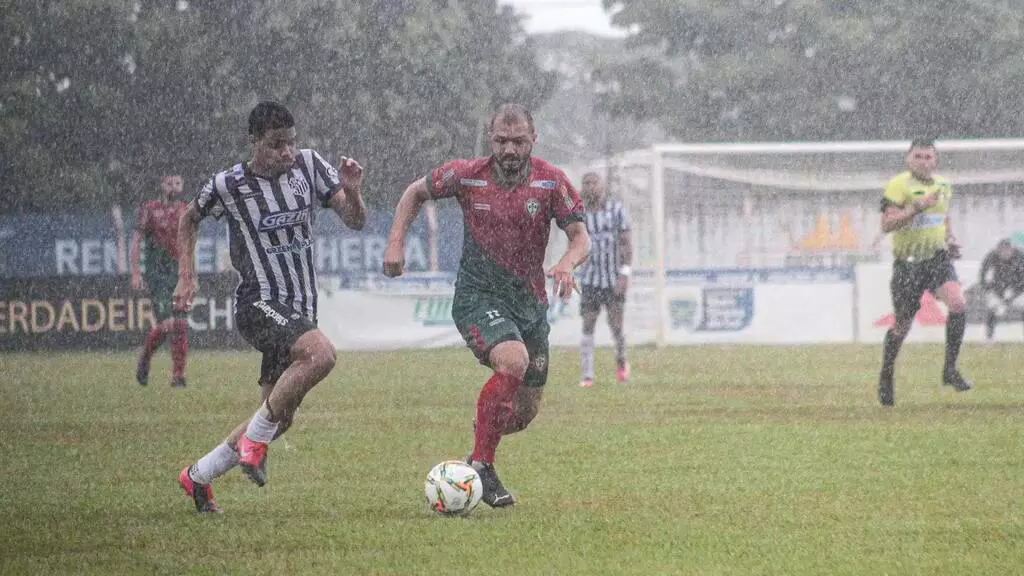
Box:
[574,138,1024,346]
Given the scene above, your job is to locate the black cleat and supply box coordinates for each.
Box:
[171,377,187,388]
[471,460,515,508]
[943,370,973,392]
[878,374,894,406]
[136,358,149,386]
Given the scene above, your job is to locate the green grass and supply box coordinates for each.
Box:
[2,344,1022,575]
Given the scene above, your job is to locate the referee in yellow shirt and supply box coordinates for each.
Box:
[877,138,972,406]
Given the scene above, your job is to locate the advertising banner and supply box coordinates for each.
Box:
[856,261,1024,343]
[0,273,248,351]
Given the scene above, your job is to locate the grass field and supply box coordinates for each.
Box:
[2,344,1022,575]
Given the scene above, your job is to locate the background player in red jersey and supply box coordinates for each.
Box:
[131,174,190,387]
[383,103,591,507]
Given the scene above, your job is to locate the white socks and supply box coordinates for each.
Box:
[581,334,595,380]
[189,442,239,485]
[244,403,279,444]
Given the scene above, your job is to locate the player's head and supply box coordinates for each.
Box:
[997,238,1015,259]
[248,100,297,176]
[581,172,605,207]
[488,103,536,174]
[906,138,937,181]
[160,174,184,199]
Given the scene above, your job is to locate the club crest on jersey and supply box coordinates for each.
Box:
[526,198,540,217]
[532,353,548,372]
[287,175,311,198]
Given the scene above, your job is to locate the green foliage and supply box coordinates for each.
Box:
[602,0,1024,142]
[0,0,554,212]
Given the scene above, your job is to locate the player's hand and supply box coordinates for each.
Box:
[131,273,146,291]
[913,192,940,212]
[615,273,630,296]
[340,157,364,192]
[173,275,198,312]
[546,263,578,300]
[382,242,405,277]
[947,237,962,259]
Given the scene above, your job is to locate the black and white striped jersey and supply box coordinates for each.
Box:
[578,199,631,289]
[193,149,342,319]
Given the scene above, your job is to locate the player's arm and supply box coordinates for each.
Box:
[548,221,591,299]
[383,177,431,277]
[328,158,366,231]
[616,228,633,294]
[173,202,204,312]
[945,213,962,258]
[130,205,148,289]
[979,252,994,289]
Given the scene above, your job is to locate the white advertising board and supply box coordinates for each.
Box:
[319,269,857,350]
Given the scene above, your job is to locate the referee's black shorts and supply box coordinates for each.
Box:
[890,250,958,323]
[235,300,317,386]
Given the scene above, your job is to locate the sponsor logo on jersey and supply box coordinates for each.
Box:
[529,179,557,189]
[473,203,491,211]
[288,175,311,198]
[526,198,540,217]
[265,237,313,254]
[259,209,310,231]
[460,178,488,187]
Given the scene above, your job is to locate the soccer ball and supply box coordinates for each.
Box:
[424,460,483,516]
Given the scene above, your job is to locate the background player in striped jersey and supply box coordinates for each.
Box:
[131,174,190,388]
[576,172,633,388]
[383,103,590,507]
[877,138,972,406]
[173,101,366,513]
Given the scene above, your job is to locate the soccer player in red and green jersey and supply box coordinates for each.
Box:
[131,174,190,388]
[383,103,591,507]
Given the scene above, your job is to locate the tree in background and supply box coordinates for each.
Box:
[601,0,1024,142]
[0,0,555,212]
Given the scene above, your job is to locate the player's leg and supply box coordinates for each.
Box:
[136,304,172,386]
[454,297,527,507]
[168,267,190,387]
[238,325,334,487]
[933,262,971,391]
[504,322,550,434]
[180,356,278,513]
[984,290,1002,342]
[879,260,923,406]
[579,286,600,387]
[606,291,629,382]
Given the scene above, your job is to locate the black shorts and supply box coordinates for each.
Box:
[580,285,625,314]
[235,300,317,386]
[891,251,958,323]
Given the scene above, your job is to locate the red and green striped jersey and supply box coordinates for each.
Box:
[427,156,584,305]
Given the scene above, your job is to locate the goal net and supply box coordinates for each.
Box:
[563,139,1024,345]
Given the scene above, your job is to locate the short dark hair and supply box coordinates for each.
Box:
[998,238,1013,248]
[909,137,936,151]
[489,103,534,132]
[248,101,294,138]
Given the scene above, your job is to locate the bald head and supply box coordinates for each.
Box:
[489,103,535,133]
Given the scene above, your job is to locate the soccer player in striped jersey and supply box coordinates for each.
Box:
[577,172,633,388]
[131,174,190,388]
[877,138,972,406]
[383,103,590,507]
[173,101,366,513]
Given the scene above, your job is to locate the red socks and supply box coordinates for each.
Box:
[170,319,189,379]
[141,324,168,362]
[472,372,522,464]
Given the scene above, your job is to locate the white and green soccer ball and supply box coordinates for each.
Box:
[424,460,483,516]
